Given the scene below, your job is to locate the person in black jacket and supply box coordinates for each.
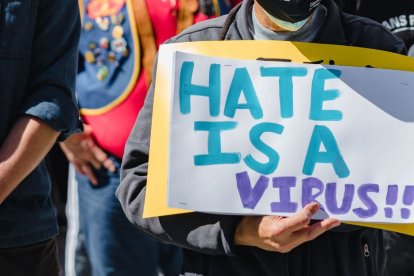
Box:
[334,2,414,275]
[335,0,414,56]
[116,0,407,275]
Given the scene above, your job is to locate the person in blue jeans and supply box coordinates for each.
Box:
[0,0,82,275]
[60,0,240,275]
[77,157,181,275]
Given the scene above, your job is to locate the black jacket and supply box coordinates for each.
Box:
[117,0,406,275]
[335,0,414,56]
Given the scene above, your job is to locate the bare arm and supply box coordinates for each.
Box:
[0,116,60,204]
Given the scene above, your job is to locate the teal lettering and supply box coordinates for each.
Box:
[244,122,284,175]
[224,67,263,119]
[179,62,221,116]
[310,68,342,121]
[260,66,307,118]
[194,121,241,165]
[302,125,350,178]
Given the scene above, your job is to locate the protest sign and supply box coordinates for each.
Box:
[168,51,414,223]
[144,40,414,235]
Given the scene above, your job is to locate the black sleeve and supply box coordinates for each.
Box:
[19,0,82,141]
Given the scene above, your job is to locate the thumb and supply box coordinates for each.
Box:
[83,124,93,135]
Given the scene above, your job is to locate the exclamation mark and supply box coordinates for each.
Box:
[384,185,398,218]
[401,186,414,219]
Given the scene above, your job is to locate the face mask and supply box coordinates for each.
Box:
[256,0,320,23]
[263,9,309,31]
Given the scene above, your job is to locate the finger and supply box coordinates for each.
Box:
[290,218,341,248]
[79,139,103,169]
[73,163,86,176]
[89,144,116,173]
[307,218,341,240]
[102,158,116,173]
[88,158,102,170]
[90,144,112,169]
[82,146,101,169]
[91,145,108,163]
[80,138,94,150]
[83,124,93,135]
[81,164,98,185]
[279,202,320,233]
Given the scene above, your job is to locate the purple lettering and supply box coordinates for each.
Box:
[353,184,379,218]
[384,185,398,218]
[302,177,324,207]
[271,177,298,213]
[236,171,269,209]
[401,185,414,219]
[325,182,355,215]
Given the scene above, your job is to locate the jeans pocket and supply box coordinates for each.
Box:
[0,0,33,57]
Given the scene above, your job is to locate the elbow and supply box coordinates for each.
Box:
[116,175,146,227]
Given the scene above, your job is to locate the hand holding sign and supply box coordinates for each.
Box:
[145,40,414,236]
[234,202,340,252]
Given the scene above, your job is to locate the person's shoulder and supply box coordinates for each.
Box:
[342,11,388,33]
[341,12,406,54]
[166,15,229,44]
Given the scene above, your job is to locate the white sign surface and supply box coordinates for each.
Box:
[167,51,414,223]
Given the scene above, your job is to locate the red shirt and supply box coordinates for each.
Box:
[82,0,240,158]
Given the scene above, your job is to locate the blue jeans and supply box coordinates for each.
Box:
[77,156,182,276]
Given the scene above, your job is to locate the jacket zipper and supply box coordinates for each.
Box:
[362,240,374,276]
[363,243,370,257]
